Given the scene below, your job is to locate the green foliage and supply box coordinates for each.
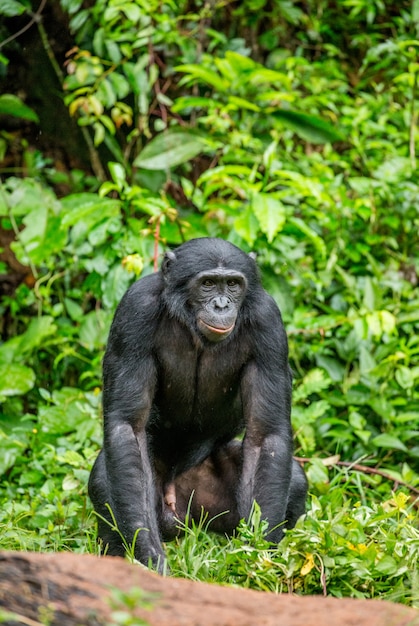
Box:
[107,586,158,626]
[133,129,208,170]
[0,0,28,17]
[0,0,418,607]
[0,94,39,122]
[0,384,100,550]
[166,494,419,604]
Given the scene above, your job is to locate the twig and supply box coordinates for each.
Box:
[295,456,419,498]
[36,12,63,82]
[0,0,47,50]
[153,216,161,272]
[77,123,107,182]
[317,554,327,596]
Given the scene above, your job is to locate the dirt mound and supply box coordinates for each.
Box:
[0,551,417,626]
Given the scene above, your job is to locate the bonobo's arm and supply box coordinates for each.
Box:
[101,275,164,567]
[239,294,293,541]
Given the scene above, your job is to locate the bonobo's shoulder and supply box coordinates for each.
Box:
[110,273,163,332]
[118,272,163,312]
[250,287,283,321]
[246,287,287,339]
[108,273,164,351]
[245,289,288,362]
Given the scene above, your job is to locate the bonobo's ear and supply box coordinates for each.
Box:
[162,250,176,275]
[248,251,257,261]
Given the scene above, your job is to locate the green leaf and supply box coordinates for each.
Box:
[79,310,110,350]
[0,0,26,17]
[60,0,83,15]
[371,433,407,452]
[62,475,80,491]
[288,216,327,258]
[61,450,85,467]
[250,193,286,243]
[133,130,207,170]
[97,78,117,108]
[123,57,149,95]
[413,0,419,31]
[37,388,87,434]
[228,95,260,112]
[363,276,376,311]
[2,177,55,216]
[233,205,259,246]
[294,368,332,402]
[15,211,67,266]
[316,355,345,382]
[395,366,414,390]
[359,345,376,375]
[108,161,126,188]
[306,458,330,486]
[171,96,217,113]
[261,273,294,321]
[0,336,20,364]
[19,316,56,354]
[0,433,26,476]
[176,64,228,92]
[108,73,130,100]
[102,264,132,309]
[0,363,35,398]
[374,555,398,576]
[61,193,121,227]
[294,400,330,424]
[0,94,39,122]
[272,110,344,144]
[106,40,122,64]
[64,298,84,322]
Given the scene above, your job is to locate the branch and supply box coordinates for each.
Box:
[0,0,47,50]
[295,456,419,498]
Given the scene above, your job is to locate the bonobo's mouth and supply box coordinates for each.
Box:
[201,321,235,335]
[197,319,235,341]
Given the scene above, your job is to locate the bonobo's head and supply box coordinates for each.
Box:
[161,238,259,343]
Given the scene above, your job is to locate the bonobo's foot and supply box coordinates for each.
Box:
[147,551,169,575]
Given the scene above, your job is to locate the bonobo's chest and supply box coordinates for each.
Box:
[153,318,251,421]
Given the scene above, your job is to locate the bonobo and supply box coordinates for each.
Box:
[89,237,307,571]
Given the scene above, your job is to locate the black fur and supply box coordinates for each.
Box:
[89,238,307,571]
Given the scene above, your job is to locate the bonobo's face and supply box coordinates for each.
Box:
[189,268,247,342]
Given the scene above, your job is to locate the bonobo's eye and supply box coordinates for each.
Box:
[202,279,215,288]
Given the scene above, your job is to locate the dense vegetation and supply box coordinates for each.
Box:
[0,0,418,609]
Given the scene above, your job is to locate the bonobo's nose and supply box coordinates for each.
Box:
[214,296,230,310]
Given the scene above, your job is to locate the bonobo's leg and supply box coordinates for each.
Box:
[284,459,307,529]
[90,448,168,570]
[88,450,126,556]
[159,441,306,540]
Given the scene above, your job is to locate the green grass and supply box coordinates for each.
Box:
[165,490,419,605]
[1,408,418,606]
[2,468,417,606]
